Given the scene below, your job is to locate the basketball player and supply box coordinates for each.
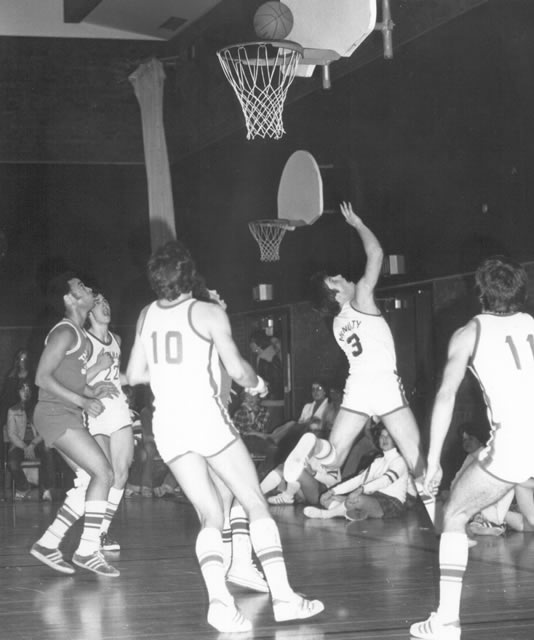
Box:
[192,283,269,593]
[30,273,120,577]
[411,256,534,640]
[282,202,424,495]
[85,293,134,553]
[126,241,324,633]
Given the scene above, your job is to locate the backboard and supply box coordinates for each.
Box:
[283,0,377,83]
[277,150,323,225]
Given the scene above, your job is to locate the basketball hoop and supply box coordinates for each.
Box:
[249,219,295,261]
[217,41,303,140]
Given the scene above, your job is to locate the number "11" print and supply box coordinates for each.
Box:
[505,334,534,369]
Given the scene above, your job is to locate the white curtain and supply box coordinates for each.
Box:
[129,58,176,252]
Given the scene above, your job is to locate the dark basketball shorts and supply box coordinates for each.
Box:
[34,401,85,447]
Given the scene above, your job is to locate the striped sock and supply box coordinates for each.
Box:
[100,487,124,535]
[230,503,252,565]
[76,500,107,556]
[436,532,468,622]
[196,527,233,605]
[222,517,232,572]
[249,517,293,600]
[37,486,86,549]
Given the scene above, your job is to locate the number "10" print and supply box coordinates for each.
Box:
[151,331,183,364]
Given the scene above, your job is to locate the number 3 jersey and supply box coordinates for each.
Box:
[333,301,398,376]
[470,312,534,426]
[84,330,130,435]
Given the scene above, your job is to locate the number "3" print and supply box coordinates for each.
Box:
[346,332,362,358]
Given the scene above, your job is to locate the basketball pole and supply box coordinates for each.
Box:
[374,0,394,59]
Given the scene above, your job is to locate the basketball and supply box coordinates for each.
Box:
[253,2,294,40]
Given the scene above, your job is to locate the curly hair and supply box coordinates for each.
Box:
[147,241,197,301]
[46,271,79,316]
[475,255,527,313]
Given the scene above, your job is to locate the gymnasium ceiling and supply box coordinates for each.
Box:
[0,0,489,164]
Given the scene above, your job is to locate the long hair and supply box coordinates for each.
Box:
[475,255,527,313]
[147,241,196,301]
[309,271,340,317]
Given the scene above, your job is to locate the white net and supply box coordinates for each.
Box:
[248,220,295,261]
[217,41,303,140]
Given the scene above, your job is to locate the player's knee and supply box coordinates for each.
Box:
[315,440,338,467]
[442,501,471,527]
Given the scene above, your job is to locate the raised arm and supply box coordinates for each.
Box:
[340,202,384,312]
[424,320,477,493]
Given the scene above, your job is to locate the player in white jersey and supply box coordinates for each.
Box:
[411,255,534,640]
[126,241,324,633]
[281,202,424,500]
[85,294,134,553]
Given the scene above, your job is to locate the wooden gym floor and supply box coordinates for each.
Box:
[1,495,534,640]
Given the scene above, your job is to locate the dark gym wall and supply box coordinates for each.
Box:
[1,2,534,373]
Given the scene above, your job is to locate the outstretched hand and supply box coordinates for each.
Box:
[340,201,362,227]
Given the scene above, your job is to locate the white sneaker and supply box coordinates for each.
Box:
[226,562,270,593]
[273,594,324,622]
[410,612,461,639]
[207,599,252,632]
[283,433,317,484]
[268,492,294,506]
[303,506,340,520]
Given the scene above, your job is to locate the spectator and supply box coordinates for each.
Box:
[6,380,56,500]
[249,330,284,401]
[302,423,409,521]
[259,380,330,485]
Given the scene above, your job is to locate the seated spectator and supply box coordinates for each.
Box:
[6,380,55,500]
[258,380,330,482]
[302,423,409,521]
[231,390,276,476]
[322,386,343,438]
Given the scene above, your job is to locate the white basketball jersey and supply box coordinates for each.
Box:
[470,312,534,425]
[333,302,397,375]
[85,330,130,432]
[139,298,224,414]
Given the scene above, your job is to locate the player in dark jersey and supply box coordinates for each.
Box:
[30,273,120,577]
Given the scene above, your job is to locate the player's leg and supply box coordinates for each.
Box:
[208,468,269,593]
[98,426,134,551]
[410,461,514,640]
[381,406,424,477]
[506,485,534,531]
[32,428,118,576]
[208,438,324,622]
[283,409,369,484]
[380,406,438,525]
[167,452,251,633]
